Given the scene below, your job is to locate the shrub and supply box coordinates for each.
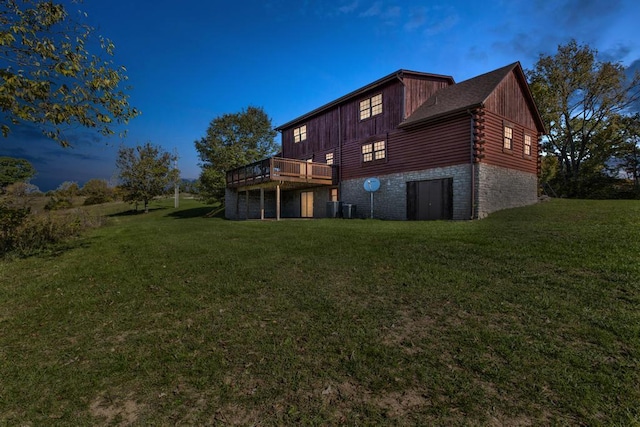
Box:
[0,203,30,254]
[83,195,111,206]
[0,207,108,257]
[44,197,73,211]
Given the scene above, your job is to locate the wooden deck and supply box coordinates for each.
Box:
[226,157,337,191]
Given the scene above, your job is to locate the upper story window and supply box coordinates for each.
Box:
[359,94,382,120]
[503,125,513,151]
[362,141,386,162]
[294,125,307,143]
[523,134,532,157]
[325,152,334,165]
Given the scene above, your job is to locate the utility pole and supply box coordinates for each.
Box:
[174,148,179,208]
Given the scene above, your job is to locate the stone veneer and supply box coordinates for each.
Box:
[475,163,538,219]
[340,164,473,220]
[225,163,538,220]
[225,188,278,220]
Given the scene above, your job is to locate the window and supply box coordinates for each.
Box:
[374,141,386,159]
[524,134,532,157]
[359,94,382,120]
[362,141,386,162]
[503,125,513,150]
[325,152,334,165]
[293,125,307,143]
[330,188,338,201]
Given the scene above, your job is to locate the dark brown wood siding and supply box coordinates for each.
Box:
[484,71,538,130]
[403,76,452,119]
[341,114,471,180]
[281,108,341,160]
[281,80,406,160]
[482,110,539,174]
[340,81,405,142]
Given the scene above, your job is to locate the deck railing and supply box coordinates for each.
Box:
[226,157,336,188]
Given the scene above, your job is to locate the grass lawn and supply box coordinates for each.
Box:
[1,198,639,425]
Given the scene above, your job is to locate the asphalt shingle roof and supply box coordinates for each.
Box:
[399,62,519,128]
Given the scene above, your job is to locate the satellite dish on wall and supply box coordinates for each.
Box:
[364,177,380,192]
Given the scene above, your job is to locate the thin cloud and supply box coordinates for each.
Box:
[404,7,426,31]
[359,1,382,17]
[338,0,359,14]
[424,13,458,36]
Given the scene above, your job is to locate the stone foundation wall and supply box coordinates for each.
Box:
[225,188,277,220]
[340,164,472,220]
[225,163,538,220]
[475,163,538,218]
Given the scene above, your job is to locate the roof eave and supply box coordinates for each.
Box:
[398,103,483,129]
[275,70,454,131]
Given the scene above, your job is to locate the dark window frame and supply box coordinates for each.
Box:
[359,93,383,121]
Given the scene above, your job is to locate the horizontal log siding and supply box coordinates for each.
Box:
[482,111,539,174]
[403,76,452,119]
[484,71,538,130]
[341,114,470,181]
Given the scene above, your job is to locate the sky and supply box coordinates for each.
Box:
[2,0,640,191]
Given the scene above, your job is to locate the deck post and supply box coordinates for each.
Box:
[245,190,249,220]
[235,189,239,218]
[276,184,281,221]
[260,188,265,220]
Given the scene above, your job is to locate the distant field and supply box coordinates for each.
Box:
[1,198,639,425]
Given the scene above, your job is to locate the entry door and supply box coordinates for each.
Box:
[301,191,314,218]
[406,178,453,220]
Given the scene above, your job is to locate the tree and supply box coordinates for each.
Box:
[0,0,139,147]
[81,178,113,205]
[618,114,640,189]
[195,106,278,201]
[0,156,35,188]
[55,180,79,200]
[527,40,640,196]
[116,142,179,213]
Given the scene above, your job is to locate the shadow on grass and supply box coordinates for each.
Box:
[166,206,224,219]
[108,207,166,217]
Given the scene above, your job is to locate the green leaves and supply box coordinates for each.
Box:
[0,0,139,147]
[116,142,179,212]
[0,156,36,188]
[527,40,640,197]
[195,106,278,201]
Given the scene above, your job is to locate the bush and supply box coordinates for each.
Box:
[44,197,73,211]
[0,206,108,257]
[0,203,30,254]
[83,195,111,206]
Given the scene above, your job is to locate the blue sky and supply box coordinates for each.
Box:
[3,0,640,191]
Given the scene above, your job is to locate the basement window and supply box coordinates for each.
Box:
[294,125,307,143]
[359,94,383,120]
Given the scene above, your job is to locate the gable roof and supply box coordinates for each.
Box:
[275,69,454,131]
[399,62,545,133]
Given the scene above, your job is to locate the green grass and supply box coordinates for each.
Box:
[1,198,639,425]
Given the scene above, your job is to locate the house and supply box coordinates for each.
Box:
[225,62,545,220]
